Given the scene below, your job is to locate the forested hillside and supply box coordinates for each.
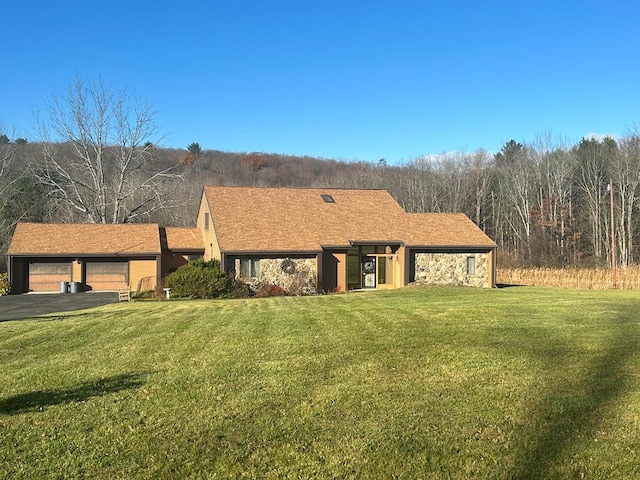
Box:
[2,78,639,273]
[2,130,640,273]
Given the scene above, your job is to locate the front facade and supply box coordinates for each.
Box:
[199,186,497,292]
[7,187,497,294]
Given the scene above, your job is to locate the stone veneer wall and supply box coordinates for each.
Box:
[414,252,489,288]
[235,257,317,295]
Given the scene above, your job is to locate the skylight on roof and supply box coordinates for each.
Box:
[321,194,335,203]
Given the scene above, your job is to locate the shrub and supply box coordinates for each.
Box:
[255,283,287,298]
[0,273,10,296]
[164,259,236,299]
[229,278,251,298]
[131,290,156,300]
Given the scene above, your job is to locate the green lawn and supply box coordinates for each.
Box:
[1,286,640,479]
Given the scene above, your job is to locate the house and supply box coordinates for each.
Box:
[196,186,497,291]
[6,186,497,293]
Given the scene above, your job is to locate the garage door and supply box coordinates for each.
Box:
[85,262,129,290]
[29,262,71,292]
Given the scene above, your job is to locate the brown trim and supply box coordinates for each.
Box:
[490,247,497,288]
[166,249,205,254]
[315,252,322,293]
[406,245,496,251]
[9,252,161,257]
[156,254,162,287]
[406,244,497,250]
[349,240,404,246]
[222,249,322,256]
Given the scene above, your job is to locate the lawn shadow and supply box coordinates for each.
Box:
[496,283,524,288]
[505,309,639,479]
[0,372,148,415]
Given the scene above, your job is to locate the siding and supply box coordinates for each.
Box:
[197,193,221,261]
[130,259,158,292]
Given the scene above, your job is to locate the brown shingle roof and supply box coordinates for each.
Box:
[203,186,496,252]
[402,213,497,247]
[8,223,162,255]
[164,227,204,251]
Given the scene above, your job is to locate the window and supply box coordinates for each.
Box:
[240,257,260,277]
[204,212,209,230]
[188,254,203,262]
[466,256,476,275]
[321,194,335,203]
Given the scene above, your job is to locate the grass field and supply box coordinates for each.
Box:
[499,266,640,290]
[1,286,640,479]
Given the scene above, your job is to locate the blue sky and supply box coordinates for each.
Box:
[2,1,640,163]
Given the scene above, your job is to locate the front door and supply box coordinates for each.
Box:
[362,255,376,288]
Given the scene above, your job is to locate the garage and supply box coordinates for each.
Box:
[85,261,129,291]
[29,262,71,292]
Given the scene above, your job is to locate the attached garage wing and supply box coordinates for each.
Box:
[29,262,71,292]
[85,262,129,291]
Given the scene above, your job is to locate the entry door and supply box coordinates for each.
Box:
[362,256,376,288]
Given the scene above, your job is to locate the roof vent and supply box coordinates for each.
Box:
[321,194,335,203]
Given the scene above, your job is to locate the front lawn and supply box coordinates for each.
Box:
[1,286,639,479]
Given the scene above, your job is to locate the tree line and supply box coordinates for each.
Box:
[1,78,639,272]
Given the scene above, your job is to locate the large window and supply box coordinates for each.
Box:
[240,257,260,277]
[347,246,360,288]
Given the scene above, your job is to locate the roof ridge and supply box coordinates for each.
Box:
[204,185,388,192]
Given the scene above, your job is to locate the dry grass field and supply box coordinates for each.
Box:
[498,267,640,290]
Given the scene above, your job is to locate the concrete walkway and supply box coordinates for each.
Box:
[0,292,119,322]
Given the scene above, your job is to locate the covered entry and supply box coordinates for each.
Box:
[85,261,129,291]
[347,244,399,290]
[28,261,71,292]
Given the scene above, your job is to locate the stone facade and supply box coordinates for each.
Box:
[235,257,317,295]
[413,252,489,288]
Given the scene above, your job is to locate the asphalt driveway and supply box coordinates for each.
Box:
[0,292,119,322]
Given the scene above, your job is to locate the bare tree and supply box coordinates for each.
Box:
[528,132,576,264]
[465,149,493,230]
[432,153,469,213]
[34,77,185,224]
[610,132,640,266]
[574,137,616,263]
[0,125,30,270]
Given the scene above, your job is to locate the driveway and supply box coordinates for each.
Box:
[0,292,119,322]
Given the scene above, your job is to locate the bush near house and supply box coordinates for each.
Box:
[0,272,9,295]
[163,259,242,299]
[254,283,287,297]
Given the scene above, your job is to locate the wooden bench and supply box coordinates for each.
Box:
[118,286,131,302]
